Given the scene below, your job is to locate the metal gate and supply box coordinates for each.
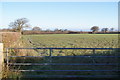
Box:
[6,48,120,78]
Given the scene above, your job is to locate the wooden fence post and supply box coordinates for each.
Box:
[0,43,3,79]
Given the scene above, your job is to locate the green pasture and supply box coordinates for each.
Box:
[19,34,119,56]
[22,34,118,48]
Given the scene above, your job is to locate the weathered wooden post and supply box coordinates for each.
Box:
[0,43,3,79]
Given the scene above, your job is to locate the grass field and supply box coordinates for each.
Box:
[23,34,118,48]
[5,34,119,79]
[20,34,119,56]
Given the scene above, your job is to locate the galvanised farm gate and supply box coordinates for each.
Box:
[6,48,120,78]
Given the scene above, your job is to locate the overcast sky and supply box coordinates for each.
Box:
[0,1,119,31]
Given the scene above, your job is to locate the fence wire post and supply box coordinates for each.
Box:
[49,49,52,57]
[6,48,9,71]
[93,49,95,55]
[92,49,96,63]
[49,49,52,63]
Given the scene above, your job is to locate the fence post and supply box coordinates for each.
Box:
[92,49,96,63]
[49,49,52,63]
[49,49,52,57]
[6,48,9,71]
[93,49,95,55]
[0,43,3,79]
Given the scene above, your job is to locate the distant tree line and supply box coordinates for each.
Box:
[90,26,115,33]
[0,18,119,34]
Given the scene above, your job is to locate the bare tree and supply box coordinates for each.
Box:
[54,28,59,32]
[101,28,109,33]
[45,29,51,32]
[32,27,41,31]
[110,28,114,32]
[9,18,30,33]
[64,29,68,31]
[91,26,99,33]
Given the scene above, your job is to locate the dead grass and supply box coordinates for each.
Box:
[1,32,22,79]
[1,32,21,48]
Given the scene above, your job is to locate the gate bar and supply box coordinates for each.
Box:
[7,48,120,50]
[23,75,119,78]
[8,56,120,58]
[12,70,120,72]
[8,63,120,66]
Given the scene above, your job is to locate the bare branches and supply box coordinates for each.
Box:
[91,26,99,33]
[9,18,30,33]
